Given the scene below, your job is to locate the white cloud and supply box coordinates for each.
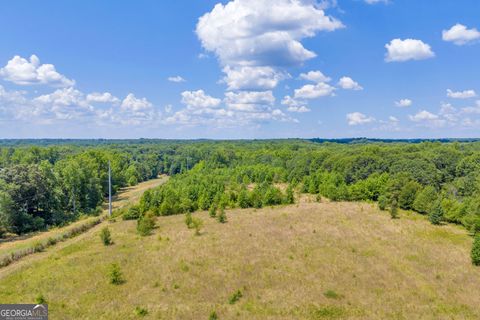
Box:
[409,110,438,122]
[395,99,412,107]
[294,82,335,99]
[447,89,476,99]
[196,0,343,91]
[337,76,363,90]
[32,87,93,120]
[224,90,275,111]
[389,116,399,122]
[181,90,221,108]
[164,104,173,113]
[281,95,310,113]
[222,66,287,91]
[442,24,480,46]
[86,92,120,104]
[0,55,75,87]
[346,112,375,125]
[385,39,435,62]
[299,70,331,83]
[121,93,153,112]
[168,76,186,83]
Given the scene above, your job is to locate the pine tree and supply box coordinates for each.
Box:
[185,212,193,228]
[100,226,112,245]
[208,204,217,218]
[217,207,227,223]
[389,198,399,219]
[429,200,444,225]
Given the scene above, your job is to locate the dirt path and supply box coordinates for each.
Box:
[0,176,168,279]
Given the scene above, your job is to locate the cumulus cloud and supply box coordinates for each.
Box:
[346,112,375,125]
[409,110,438,122]
[0,55,75,87]
[86,92,120,104]
[281,95,310,113]
[447,89,476,99]
[181,90,222,108]
[299,70,331,83]
[395,99,412,107]
[168,76,186,83]
[337,76,363,90]
[121,94,153,112]
[442,24,480,45]
[294,82,335,99]
[196,0,343,92]
[222,66,287,91]
[385,39,435,62]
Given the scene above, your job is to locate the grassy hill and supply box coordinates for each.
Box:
[0,199,479,319]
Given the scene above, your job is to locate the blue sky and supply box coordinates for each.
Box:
[0,0,479,139]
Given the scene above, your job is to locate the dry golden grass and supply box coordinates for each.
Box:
[0,198,479,319]
[0,176,168,260]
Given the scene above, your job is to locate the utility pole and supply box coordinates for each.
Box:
[108,160,112,217]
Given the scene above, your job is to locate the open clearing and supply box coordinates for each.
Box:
[0,198,479,319]
[0,176,168,271]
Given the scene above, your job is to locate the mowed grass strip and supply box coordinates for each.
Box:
[0,200,479,319]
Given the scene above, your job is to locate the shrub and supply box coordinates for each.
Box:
[137,214,155,236]
[228,289,243,304]
[185,212,193,229]
[123,206,141,220]
[413,186,437,214]
[35,294,47,304]
[209,204,217,218]
[389,198,399,219]
[471,234,480,266]
[324,290,343,300]
[429,200,444,225]
[33,241,45,253]
[217,208,227,223]
[108,263,124,285]
[100,227,112,245]
[191,217,204,236]
[209,311,218,320]
[378,195,387,211]
[134,306,148,317]
[286,185,295,204]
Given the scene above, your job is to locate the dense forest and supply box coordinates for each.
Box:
[2,140,480,242]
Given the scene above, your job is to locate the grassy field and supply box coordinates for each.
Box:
[0,197,479,319]
[0,177,168,264]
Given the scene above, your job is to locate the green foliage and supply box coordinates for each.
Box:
[134,306,148,317]
[209,310,218,320]
[108,263,124,285]
[35,294,47,305]
[100,227,112,246]
[413,186,437,214]
[185,212,193,229]
[123,206,141,220]
[390,198,399,219]
[217,208,227,223]
[398,181,421,210]
[208,204,217,218]
[137,213,155,236]
[378,195,387,211]
[191,217,204,236]
[429,200,444,225]
[228,289,243,304]
[472,234,480,266]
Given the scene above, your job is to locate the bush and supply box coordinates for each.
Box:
[389,198,399,219]
[429,200,444,225]
[209,311,218,320]
[217,208,227,223]
[108,263,124,285]
[123,206,141,220]
[209,204,217,218]
[35,294,47,304]
[134,306,148,317]
[471,234,480,266]
[100,227,112,245]
[378,195,387,211]
[185,212,193,229]
[228,289,243,304]
[137,214,155,236]
[286,185,295,204]
[190,217,204,236]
